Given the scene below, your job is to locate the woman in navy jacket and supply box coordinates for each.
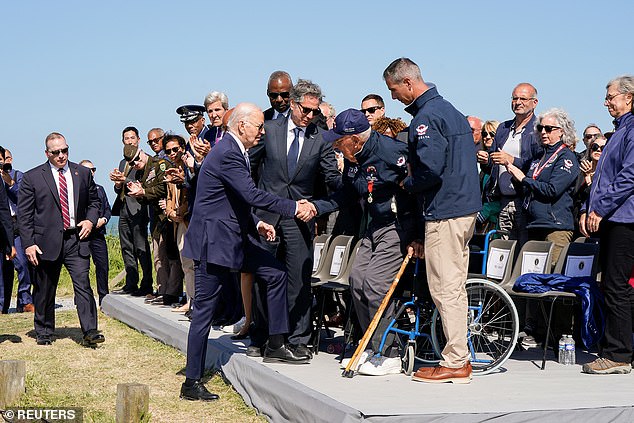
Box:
[506,108,580,268]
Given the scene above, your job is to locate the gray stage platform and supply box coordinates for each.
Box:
[102,294,634,422]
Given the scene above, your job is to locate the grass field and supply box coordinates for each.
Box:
[2,235,264,422]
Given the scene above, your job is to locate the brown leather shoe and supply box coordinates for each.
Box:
[412,362,472,384]
[22,303,35,313]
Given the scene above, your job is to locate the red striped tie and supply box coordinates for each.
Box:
[58,168,70,230]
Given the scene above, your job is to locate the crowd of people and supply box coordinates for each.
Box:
[0,59,632,401]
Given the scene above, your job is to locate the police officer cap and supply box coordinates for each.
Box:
[123,144,140,162]
[322,108,371,143]
[176,105,206,123]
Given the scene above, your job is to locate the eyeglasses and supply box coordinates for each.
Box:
[147,136,164,145]
[536,124,561,133]
[128,156,141,165]
[267,91,290,100]
[244,121,265,132]
[481,131,496,138]
[89,167,96,173]
[511,96,536,102]
[590,143,604,152]
[605,92,624,102]
[360,106,383,114]
[48,147,69,156]
[164,147,182,155]
[583,133,601,140]
[295,103,321,116]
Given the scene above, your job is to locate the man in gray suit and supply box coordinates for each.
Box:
[250,79,341,359]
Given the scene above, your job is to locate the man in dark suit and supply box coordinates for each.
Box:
[18,132,103,347]
[109,127,153,296]
[180,103,317,401]
[80,160,111,306]
[249,79,342,359]
[0,147,22,313]
[263,71,293,121]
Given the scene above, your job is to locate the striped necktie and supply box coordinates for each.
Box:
[58,168,70,230]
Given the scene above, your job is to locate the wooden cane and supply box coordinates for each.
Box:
[342,254,411,378]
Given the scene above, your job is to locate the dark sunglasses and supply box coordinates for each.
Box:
[89,167,96,173]
[536,124,561,133]
[295,103,321,116]
[267,91,290,100]
[164,147,182,155]
[481,131,496,138]
[360,106,383,114]
[590,143,604,152]
[128,156,141,165]
[48,147,69,156]
[147,136,164,145]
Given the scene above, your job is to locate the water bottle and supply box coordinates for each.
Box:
[565,335,576,365]
[558,335,566,364]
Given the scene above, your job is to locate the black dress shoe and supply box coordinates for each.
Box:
[263,344,310,364]
[291,343,314,359]
[112,287,135,295]
[180,381,219,401]
[131,288,153,297]
[246,345,264,357]
[83,330,105,346]
[36,336,52,345]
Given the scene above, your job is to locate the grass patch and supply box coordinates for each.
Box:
[1,311,265,422]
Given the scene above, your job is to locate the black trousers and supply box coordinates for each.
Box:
[118,209,153,292]
[599,220,634,363]
[33,231,98,337]
[89,233,109,305]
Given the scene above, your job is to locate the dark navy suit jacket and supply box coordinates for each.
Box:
[18,161,99,261]
[183,133,296,269]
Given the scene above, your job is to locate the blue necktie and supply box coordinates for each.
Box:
[287,127,301,176]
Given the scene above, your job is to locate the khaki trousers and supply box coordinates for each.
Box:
[175,221,195,300]
[425,213,477,368]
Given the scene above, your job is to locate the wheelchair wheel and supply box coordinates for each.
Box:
[431,278,519,375]
[402,342,416,376]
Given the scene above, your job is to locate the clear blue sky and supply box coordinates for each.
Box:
[2,1,631,203]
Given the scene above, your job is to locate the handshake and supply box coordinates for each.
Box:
[295,199,317,222]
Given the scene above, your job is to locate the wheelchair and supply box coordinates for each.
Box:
[378,248,519,376]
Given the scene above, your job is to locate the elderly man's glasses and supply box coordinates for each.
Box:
[584,133,601,140]
[295,103,321,116]
[536,124,561,133]
[147,136,164,145]
[360,106,383,114]
[590,143,604,152]
[267,91,290,100]
[605,92,624,102]
[48,148,69,156]
[511,96,536,102]
[164,147,182,155]
[244,121,264,132]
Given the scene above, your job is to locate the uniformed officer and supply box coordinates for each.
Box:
[315,109,423,376]
[123,145,183,304]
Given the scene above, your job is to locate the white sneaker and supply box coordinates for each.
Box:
[340,349,373,371]
[358,355,402,376]
[221,317,246,334]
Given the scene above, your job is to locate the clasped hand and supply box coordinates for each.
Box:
[295,199,317,222]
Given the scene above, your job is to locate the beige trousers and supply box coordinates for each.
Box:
[175,221,195,300]
[425,213,477,368]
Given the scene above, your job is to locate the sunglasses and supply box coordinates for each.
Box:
[295,103,321,116]
[89,167,96,173]
[267,91,290,100]
[164,147,182,155]
[536,124,561,133]
[48,147,69,156]
[360,106,383,114]
[128,156,141,165]
[583,133,600,140]
[147,136,164,145]
[481,131,496,138]
[590,143,604,152]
